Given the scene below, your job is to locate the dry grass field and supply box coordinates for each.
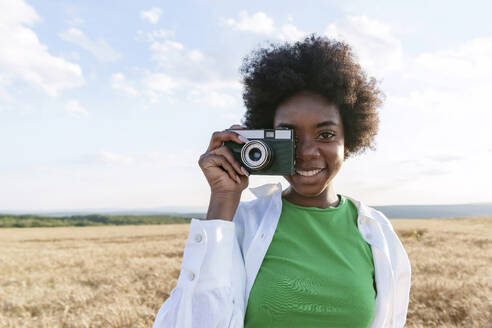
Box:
[1,218,491,327]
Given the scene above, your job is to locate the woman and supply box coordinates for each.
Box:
[153,35,411,328]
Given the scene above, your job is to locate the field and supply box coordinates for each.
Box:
[1,218,491,327]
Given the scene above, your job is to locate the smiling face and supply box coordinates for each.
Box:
[274,91,344,207]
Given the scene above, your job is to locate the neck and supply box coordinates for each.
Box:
[282,184,340,209]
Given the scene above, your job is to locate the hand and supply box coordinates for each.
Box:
[198,124,249,197]
[199,124,249,221]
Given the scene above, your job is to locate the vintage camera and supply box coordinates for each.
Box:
[224,129,295,175]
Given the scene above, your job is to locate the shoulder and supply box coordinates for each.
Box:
[233,195,271,228]
[346,195,410,259]
[363,203,400,244]
[368,206,395,230]
[345,195,394,229]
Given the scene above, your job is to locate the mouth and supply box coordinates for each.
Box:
[295,168,326,177]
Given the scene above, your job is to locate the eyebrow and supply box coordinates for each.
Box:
[275,120,338,129]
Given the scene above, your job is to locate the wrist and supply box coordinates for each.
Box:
[206,192,241,221]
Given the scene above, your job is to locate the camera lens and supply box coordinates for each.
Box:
[241,140,272,171]
[249,148,262,161]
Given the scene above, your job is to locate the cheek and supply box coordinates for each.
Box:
[325,144,344,168]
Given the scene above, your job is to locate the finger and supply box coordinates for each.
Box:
[229,124,246,129]
[208,154,242,184]
[199,153,240,183]
[211,146,249,176]
[207,130,248,152]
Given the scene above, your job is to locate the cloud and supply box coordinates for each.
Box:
[0,0,83,97]
[220,112,243,122]
[66,16,84,26]
[324,16,403,76]
[225,11,275,35]
[131,28,242,107]
[277,23,305,42]
[418,168,449,176]
[150,39,184,54]
[136,28,175,42]
[99,151,134,166]
[223,11,305,42]
[89,149,197,169]
[65,99,88,118]
[194,79,242,92]
[188,49,205,62]
[223,13,402,68]
[191,91,236,108]
[145,39,240,105]
[428,154,464,163]
[409,36,492,88]
[140,7,162,24]
[59,28,120,62]
[372,36,492,198]
[110,39,241,106]
[149,39,207,68]
[143,73,179,103]
[111,73,139,96]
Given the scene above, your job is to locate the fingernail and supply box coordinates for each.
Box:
[241,166,249,176]
[236,175,241,184]
[238,135,248,143]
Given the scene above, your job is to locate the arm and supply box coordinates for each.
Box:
[390,230,411,328]
[153,217,247,328]
[376,212,412,328]
[153,125,249,327]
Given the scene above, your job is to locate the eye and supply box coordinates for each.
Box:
[319,131,336,140]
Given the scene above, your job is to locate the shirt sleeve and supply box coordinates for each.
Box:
[390,229,412,328]
[152,218,246,328]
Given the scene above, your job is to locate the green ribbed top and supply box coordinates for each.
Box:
[244,195,376,328]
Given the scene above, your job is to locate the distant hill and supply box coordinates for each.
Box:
[374,203,492,219]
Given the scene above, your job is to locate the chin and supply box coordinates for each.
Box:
[284,177,329,198]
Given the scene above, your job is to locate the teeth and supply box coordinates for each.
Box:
[296,168,323,177]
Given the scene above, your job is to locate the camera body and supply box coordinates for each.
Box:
[224,129,295,176]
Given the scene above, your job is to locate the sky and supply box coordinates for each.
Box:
[1,0,491,212]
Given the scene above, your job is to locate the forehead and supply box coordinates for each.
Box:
[273,92,341,127]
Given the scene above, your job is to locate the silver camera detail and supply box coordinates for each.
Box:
[241,139,272,171]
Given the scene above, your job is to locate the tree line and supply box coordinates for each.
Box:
[0,214,192,228]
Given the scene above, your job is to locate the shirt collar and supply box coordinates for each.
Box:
[249,183,283,198]
[249,183,378,222]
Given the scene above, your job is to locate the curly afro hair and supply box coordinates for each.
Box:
[240,34,383,159]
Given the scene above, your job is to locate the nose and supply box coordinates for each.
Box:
[295,137,320,160]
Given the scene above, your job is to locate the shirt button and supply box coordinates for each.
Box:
[365,233,372,240]
[360,217,366,224]
[260,233,265,239]
[232,298,235,305]
[188,272,195,281]
[194,234,203,243]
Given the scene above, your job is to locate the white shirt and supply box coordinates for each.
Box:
[153,183,411,328]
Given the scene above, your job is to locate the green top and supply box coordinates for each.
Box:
[244,195,376,328]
